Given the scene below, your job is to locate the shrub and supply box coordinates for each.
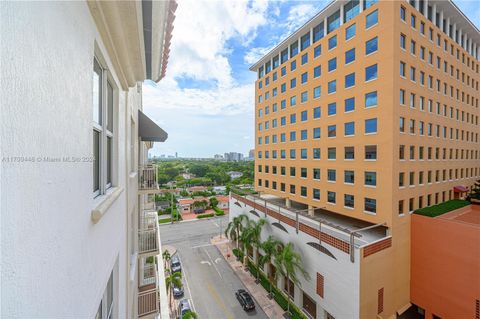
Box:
[414,199,470,217]
[213,207,225,216]
[197,213,214,219]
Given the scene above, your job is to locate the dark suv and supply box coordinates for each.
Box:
[235,289,255,311]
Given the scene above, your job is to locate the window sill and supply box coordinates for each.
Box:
[91,186,124,224]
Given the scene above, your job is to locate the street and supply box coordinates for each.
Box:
[160,216,269,319]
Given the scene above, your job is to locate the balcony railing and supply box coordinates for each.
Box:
[142,263,157,286]
[139,212,157,230]
[139,165,158,191]
[138,229,158,256]
[138,288,158,317]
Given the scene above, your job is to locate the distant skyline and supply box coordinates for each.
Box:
[143,0,480,158]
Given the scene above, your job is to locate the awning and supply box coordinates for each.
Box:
[138,110,168,142]
[453,186,468,192]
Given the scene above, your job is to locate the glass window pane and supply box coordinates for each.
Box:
[93,59,102,125]
[93,130,100,193]
[107,81,113,132]
[107,137,112,185]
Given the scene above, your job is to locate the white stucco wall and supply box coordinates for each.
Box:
[1,2,137,318]
[229,198,361,319]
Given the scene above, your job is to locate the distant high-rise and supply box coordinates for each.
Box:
[224,152,244,162]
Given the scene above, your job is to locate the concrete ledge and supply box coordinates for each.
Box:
[91,187,124,224]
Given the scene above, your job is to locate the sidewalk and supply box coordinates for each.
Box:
[211,236,285,319]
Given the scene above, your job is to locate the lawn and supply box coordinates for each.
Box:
[414,199,470,217]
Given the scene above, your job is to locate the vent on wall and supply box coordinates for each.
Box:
[316,273,324,298]
[377,288,384,314]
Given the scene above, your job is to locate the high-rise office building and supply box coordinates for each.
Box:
[230,1,479,318]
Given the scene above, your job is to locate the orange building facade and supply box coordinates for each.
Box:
[411,205,480,318]
[250,0,479,318]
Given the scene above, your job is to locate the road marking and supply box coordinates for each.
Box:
[200,260,211,266]
[203,247,223,279]
[213,222,219,227]
[179,254,196,312]
[214,257,222,264]
[206,283,235,319]
[191,243,212,249]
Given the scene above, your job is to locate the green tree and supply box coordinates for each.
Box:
[274,242,310,315]
[209,197,219,208]
[248,218,267,282]
[259,236,283,296]
[225,215,249,251]
[162,250,171,271]
[165,270,182,308]
[182,310,198,319]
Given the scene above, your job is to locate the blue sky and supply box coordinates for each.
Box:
[143,0,480,158]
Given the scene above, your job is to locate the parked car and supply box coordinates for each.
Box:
[177,299,191,318]
[173,282,184,298]
[171,255,181,273]
[235,289,255,311]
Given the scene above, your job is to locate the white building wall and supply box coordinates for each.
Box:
[229,198,361,319]
[1,2,138,318]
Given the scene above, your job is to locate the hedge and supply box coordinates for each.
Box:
[414,199,470,217]
[245,260,308,319]
[197,213,214,219]
[213,207,225,216]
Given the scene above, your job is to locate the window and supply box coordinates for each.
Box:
[301,72,308,84]
[328,103,337,116]
[345,122,355,136]
[301,186,307,197]
[344,170,354,184]
[281,49,288,64]
[365,145,377,160]
[290,78,297,88]
[345,48,355,64]
[301,53,308,65]
[328,58,337,72]
[301,91,308,103]
[400,34,406,49]
[410,14,416,28]
[345,97,355,112]
[400,89,405,104]
[364,0,377,9]
[313,148,321,159]
[328,125,336,137]
[327,191,336,204]
[313,189,321,200]
[364,198,376,213]
[93,58,115,197]
[301,32,311,51]
[365,64,377,81]
[281,66,286,76]
[400,61,406,77]
[290,96,296,107]
[366,10,378,28]
[290,42,298,58]
[313,168,321,180]
[313,86,321,99]
[313,66,321,78]
[344,194,354,208]
[313,22,324,42]
[290,131,296,142]
[366,37,378,55]
[291,60,296,71]
[344,0,360,22]
[400,6,406,21]
[345,146,355,159]
[314,45,322,58]
[290,113,296,124]
[346,24,356,40]
[365,118,377,134]
[399,145,405,159]
[410,40,416,55]
[328,147,336,160]
[328,35,337,50]
[365,171,376,186]
[327,169,336,181]
[301,130,307,140]
[313,107,321,119]
[301,110,308,122]
[313,127,321,139]
[327,10,340,33]
[301,149,307,159]
[365,91,377,108]
[345,73,355,88]
[399,117,405,132]
[328,80,336,94]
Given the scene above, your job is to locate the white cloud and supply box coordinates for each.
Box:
[243,45,274,64]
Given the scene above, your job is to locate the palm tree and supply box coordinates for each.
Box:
[274,242,310,315]
[259,236,283,296]
[239,220,256,266]
[224,214,249,252]
[182,310,198,319]
[165,270,182,309]
[248,218,267,282]
[162,250,171,271]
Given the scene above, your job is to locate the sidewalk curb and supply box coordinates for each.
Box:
[158,215,227,226]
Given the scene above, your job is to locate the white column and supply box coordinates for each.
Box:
[324,17,327,35]
[432,4,436,25]
[415,0,420,11]
[340,4,344,25]
[446,17,450,37]
[423,0,428,16]
[452,23,457,42]
[359,0,364,12]
[310,27,313,45]
[439,10,444,31]
[458,29,462,45]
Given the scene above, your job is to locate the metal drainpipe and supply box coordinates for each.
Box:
[349,233,355,263]
[295,211,299,234]
[264,199,267,218]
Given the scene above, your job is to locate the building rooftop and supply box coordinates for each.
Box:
[414,199,470,217]
[436,204,480,226]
